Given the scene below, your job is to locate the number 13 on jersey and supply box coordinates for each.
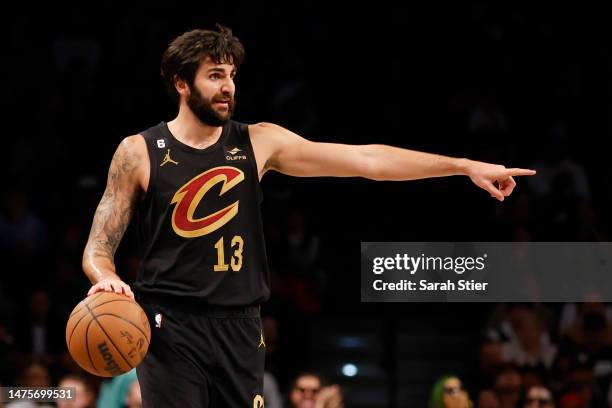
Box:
[214,236,244,272]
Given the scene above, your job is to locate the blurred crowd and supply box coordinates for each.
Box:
[429,301,612,408]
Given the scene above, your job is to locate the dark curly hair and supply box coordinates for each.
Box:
[161,24,245,102]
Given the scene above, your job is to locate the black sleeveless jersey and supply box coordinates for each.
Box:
[133,121,270,306]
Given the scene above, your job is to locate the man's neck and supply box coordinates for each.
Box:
[167,105,223,149]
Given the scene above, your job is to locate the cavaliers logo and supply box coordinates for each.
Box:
[171,166,244,238]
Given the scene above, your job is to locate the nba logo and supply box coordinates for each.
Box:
[155,313,163,328]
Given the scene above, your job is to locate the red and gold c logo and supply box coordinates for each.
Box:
[170,166,244,238]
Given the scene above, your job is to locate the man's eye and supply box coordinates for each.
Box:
[211,74,220,80]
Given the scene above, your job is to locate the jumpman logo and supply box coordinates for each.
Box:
[253,395,264,408]
[160,149,179,166]
[258,331,266,348]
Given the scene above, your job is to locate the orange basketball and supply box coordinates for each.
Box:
[66,292,151,377]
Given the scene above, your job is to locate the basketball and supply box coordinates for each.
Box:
[66,292,151,377]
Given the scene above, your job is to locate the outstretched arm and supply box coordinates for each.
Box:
[82,135,147,298]
[250,123,535,201]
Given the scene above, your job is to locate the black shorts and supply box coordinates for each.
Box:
[135,294,266,408]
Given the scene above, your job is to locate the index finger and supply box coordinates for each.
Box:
[506,168,536,177]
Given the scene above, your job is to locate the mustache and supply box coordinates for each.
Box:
[213,94,233,103]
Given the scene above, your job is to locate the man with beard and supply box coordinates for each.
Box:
[82,25,535,407]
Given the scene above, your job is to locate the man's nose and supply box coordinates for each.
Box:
[221,78,235,95]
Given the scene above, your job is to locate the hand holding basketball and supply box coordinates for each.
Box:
[66,292,150,377]
[87,277,134,300]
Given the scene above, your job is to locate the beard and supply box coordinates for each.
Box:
[186,87,235,126]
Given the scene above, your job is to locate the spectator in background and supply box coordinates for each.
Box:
[559,302,612,357]
[485,304,554,346]
[289,372,343,408]
[523,385,554,408]
[557,302,612,404]
[556,354,607,408]
[0,190,48,256]
[477,389,501,408]
[14,289,63,366]
[10,291,63,383]
[499,308,558,370]
[520,366,547,397]
[0,191,49,299]
[481,305,557,374]
[428,374,473,408]
[14,360,51,388]
[263,371,282,408]
[268,210,324,315]
[285,210,327,311]
[493,365,523,408]
[125,379,142,408]
[96,369,137,408]
[56,374,96,408]
[6,360,53,408]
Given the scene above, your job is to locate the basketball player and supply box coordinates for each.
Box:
[82,25,536,407]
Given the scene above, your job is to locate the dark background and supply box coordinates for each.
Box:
[1,3,611,407]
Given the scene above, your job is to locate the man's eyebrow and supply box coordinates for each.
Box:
[207,67,236,74]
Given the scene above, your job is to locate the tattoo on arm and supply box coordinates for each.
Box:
[85,140,141,263]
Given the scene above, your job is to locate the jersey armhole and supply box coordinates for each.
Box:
[138,131,159,205]
[240,123,264,203]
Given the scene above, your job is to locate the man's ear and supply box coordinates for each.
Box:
[174,75,190,97]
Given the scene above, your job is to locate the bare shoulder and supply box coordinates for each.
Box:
[247,123,314,177]
[248,122,283,156]
[109,134,149,191]
[248,122,302,146]
[119,134,147,157]
[113,135,147,165]
[247,123,295,177]
[248,122,284,138]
